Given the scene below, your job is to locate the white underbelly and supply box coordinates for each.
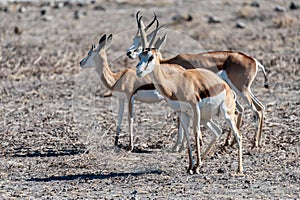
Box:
[167,90,226,120]
[134,90,164,103]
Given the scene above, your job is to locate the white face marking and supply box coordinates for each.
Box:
[136,51,155,77]
[80,49,97,68]
[127,37,141,59]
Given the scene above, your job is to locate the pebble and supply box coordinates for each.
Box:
[40,8,47,16]
[74,10,87,20]
[53,2,64,9]
[42,15,54,21]
[290,2,300,10]
[14,26,22,35]
[274,5,286,12]
[250,1,260,8]
[93,5,105,11]
[236,21,246,29]
[208,16,221,24]
[18,6,27,14]
[217,168,226,173]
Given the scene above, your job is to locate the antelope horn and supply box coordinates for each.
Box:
[148,19,160,49]
[145,12,157,32]
[138,16,148,48]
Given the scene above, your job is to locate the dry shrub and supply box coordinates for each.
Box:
[273,14,295,28]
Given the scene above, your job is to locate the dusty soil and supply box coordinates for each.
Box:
[0,0,299,199]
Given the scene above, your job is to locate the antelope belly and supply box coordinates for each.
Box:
[199,90,226,119]
[167,90,226,119]
[134,90,165,103]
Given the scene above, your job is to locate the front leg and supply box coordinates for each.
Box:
[115,98,125,146]
[178,112,193,174]
[127,95,135,151]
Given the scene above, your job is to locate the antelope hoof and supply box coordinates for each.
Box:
[237,167,243,175]
[187,168,193,175]
[172,145,180,152]
[193,166,200,174]
[127,144,134,152]
[114,137,119,146]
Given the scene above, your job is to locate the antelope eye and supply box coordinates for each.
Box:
[148,55,154,62]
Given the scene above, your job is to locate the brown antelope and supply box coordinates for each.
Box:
[127,13,268,148]
[79,34,184,151]
[136,17,243,174]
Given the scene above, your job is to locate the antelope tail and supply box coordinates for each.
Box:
[255,59,269,89]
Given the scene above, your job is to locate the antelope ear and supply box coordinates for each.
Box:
[155,32,167,50]
[97,34,107,51]
[105,34,113,50]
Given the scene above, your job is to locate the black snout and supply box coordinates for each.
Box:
[127,51,135,59]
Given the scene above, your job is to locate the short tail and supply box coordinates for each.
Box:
[255,59,269,89]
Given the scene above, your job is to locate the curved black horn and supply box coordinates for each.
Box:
[136,11,140,24]
[145,12,157,32]
[138,16,148,48]
[148,19,160,48]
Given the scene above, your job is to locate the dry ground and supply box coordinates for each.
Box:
[0,0,299,199]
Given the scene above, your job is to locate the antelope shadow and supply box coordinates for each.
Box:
[27,170,163,182]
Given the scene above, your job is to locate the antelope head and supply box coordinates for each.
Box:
[80,34,112,69]
[126,11,159,59]
[136,17,167,78]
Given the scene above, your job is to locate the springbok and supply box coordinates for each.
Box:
[127,13,268,148]
[136,17,243,174]
[79,34,184,151]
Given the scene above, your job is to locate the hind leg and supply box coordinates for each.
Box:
[220,103,243,174]
[202,120,223,160]
[225,100,244,146]
[250,91,265,147]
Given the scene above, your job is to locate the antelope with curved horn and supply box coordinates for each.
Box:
[136,17,243,174]
[128,12,269,148]
[80,33,184,151]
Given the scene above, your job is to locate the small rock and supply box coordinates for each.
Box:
[217,168,226,173]
[0,6,9,12]
[18,6,27,14]
[274,5,285,12]
[42,15,54,21]
[131,190,138,195]
[40,8,47,16]
[290,2,300,10]
[172,13,193,23]
[93,5,105,11]
[53,2,64,9]
[74,10,87,20]
[14,26,22,35]
[208,16,222,24]
[250,1,260,8]
[236,21,246,28]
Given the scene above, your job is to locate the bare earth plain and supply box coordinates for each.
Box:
[0,0,299,199]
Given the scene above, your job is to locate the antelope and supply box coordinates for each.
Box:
[79,33,184,151]
[136,17,243,174]
[127,12,269,148]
